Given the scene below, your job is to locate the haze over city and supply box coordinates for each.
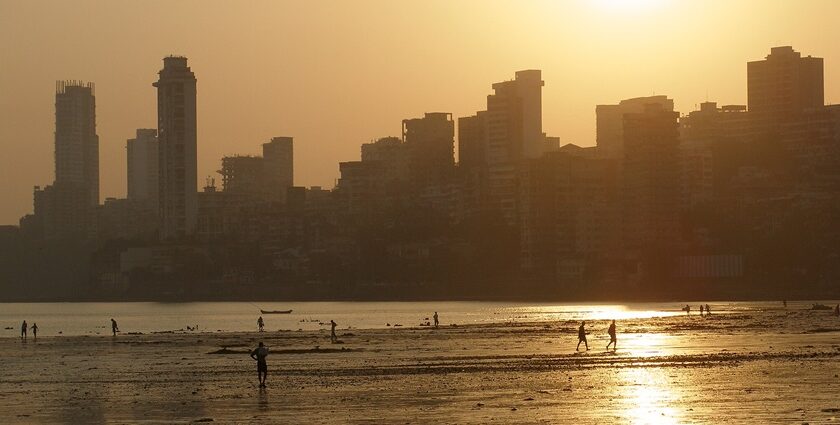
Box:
[3,0,840,225]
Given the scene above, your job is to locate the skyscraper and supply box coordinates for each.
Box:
[596,95,674,157]
[747,46,823,117]
[55,81,99,207]
[402,112,455,186]
[154,56,197,239]
[262,136,294,202]
[622,103,681,260]
[126,129,159,211]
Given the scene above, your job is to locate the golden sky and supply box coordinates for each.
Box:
[2,0,840,224]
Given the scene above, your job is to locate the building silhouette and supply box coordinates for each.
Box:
[747,46,823,117]
[126,129,159,212]
[596,95,674,158]
[262,136,294,202]
[402,112,455,187]
[154,56,197,240]
[622,103,681,283]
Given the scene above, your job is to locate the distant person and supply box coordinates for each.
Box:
[111,318,119,336]
[330,320,337,343]
[685,305,691,316]
[21,320,27,340]
[705,304,711,315]
[783,300,787,308]
[699,305,704,317]
[258,316,265,332]
[433,312,439,328]
[834,304,839,317]
[250,342,269,388]
[31,323,38,339]
[606,320,617,351]
[576,321,589,351]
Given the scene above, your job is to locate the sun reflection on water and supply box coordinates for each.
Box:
[619,368,683,424]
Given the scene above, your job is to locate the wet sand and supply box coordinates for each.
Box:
[2,310,840,424]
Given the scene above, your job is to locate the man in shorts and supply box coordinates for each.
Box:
[250,342,269,387]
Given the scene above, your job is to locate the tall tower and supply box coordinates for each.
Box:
[402,112,455,187]
[55,81,99,207]
[154,56,197,240]
[747,46,823,117]
[126,128,159,211]
[262,136,294,202]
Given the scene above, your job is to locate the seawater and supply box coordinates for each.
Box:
[0,300,825,337]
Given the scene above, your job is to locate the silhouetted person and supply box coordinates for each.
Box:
[31,323,38,340]
[783,300,787,308]
[699,305,704,317]
[21,320,27,340]
[258,316,264,332]
[705,304,711,315]
[111,318,119,336]
[606,320,617,351]
[576,321,589,351]
[835,304,839,317]
[433,312,439,328]
[684,305,691,315]
[330,320,337,343]
[250,342,269,387]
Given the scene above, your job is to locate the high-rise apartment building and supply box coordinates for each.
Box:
[596,95,674,157]
[262,136,294,201]
[747,46,823,117]
[154,56,197,239]
[126,129,159,211]
[402,112,455,186]
[55,81,99,207]
[622,103,681,257]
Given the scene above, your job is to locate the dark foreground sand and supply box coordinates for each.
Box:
[2,313,840,424]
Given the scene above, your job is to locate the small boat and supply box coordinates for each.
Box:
[260,309,293,314]
[811,304,832,311]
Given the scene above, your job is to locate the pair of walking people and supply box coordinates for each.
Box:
[575,320,617,351]
[20,320,38,340]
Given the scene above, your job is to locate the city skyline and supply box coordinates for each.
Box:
[4,0,840,224]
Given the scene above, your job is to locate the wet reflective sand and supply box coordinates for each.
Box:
[2,307,840,423]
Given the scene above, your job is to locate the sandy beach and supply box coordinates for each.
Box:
[2,308,840,424]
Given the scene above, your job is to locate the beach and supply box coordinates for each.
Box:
[2,306,840,423]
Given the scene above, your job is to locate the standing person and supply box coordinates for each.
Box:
[250,342,269,388]
[576,321,589,351]
[330,320,337,343]
[834,304,839,317]
[433,312,439,328]
[111,318,119,336]
[783,300,787,308]
[685,305,691,316]
[21,320,27,340]
[705,304,711,315]
[699,305,704,317]
[606,320,617,351]
[257,316,265,332]
[31,323,38,340]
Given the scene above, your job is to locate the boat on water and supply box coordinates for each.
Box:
[260,309,293,314]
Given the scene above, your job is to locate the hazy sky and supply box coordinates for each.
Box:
[2,0,840,224]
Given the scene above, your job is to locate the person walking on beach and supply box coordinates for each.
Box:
[705,304,711,316]
[699,305,704,317]
[576,321,589,351]
[250,342,269,388]
[684,305,691,315]
[330,320,337,343]
[433,312,439,328]
[606,320,617,351]
[31,323,38,340]
[257,316,265,332]
[111,318,119,336]
[21,320,27,340]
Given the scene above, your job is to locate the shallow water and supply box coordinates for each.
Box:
[1,300,837,337]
